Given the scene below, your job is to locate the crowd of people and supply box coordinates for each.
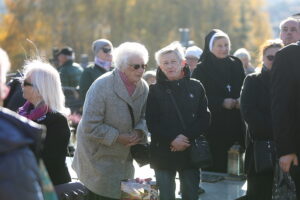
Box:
[0,14,300,200]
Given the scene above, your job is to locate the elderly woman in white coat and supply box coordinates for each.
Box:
[72,42,149,200]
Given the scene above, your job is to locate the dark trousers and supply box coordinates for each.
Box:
[155,168,199,200]
[290,165,300,200]
[87,189,118,200]
[246,170,274,200]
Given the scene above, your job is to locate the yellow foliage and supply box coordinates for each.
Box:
[0,0,272,71]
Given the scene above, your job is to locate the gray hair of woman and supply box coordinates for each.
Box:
[113,42,149,70]
[233,48,251,61]
[23,60,69,115]
[155,42,185,66]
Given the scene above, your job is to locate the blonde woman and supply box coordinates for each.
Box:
[18,60,71,185]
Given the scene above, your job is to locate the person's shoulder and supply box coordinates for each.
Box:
[229,55,243,66]
[90,70,114,89]
[244,71,261,84]
[189,78,206,92]
[0,107,44,143]
[46,111,66,120]
[278,42,300,56]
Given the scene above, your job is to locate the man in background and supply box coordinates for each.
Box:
[57,46,83,88]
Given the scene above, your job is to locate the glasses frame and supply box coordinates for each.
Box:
[23,80,33,87]
[129,64,147,70]
[102,48,111,54]
[266,55,275,61]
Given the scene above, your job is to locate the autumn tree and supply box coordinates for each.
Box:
[0,0,272,72]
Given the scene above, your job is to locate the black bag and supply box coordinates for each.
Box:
[253,140,276,173]
[127,104,150,167]
[166,88,212,169]
[130,143,150,167]
[272,163,297,200]
[190,135,213,168]
[54,181,88,200]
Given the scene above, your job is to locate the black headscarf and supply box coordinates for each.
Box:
[199,29,235,87]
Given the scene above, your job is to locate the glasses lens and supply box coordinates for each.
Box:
[131,64,147,70]
[267,55,275,61]
[23,81,33,87]
[102,48,111,54]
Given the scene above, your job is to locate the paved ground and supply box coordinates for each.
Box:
[66,157,246,199]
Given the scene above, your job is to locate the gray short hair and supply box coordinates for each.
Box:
[143,70,156,81]
[233,48,251,60]
[155,42,185,66]
[23,60,69,115]
[113,42,149,70]
[279,17,300,30]
[0,48,10,83]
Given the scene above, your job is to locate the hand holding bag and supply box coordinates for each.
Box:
[127,104,150,167]
[166,88,212,169]
[272,162,297,200]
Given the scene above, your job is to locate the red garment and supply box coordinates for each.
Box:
[119,71,136,96]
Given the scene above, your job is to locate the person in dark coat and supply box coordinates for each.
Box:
[146,42,210,200]
[3,76,26,112]
[18,60,71,185]
[0,48,44,200]
[192,29,246,173]
[241,39,283,200]
[271,40,300,198]
[57,47,83,88]
[79,39,113,103]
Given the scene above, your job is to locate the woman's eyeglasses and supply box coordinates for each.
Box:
[102,48,111,54]
[130,64,147,70]
[23,80,33,87]
[266,55,275,61]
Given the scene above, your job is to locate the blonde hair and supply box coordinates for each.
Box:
[23,60,69,115]
[258,39,283,67]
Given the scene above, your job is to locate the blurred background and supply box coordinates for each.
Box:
[0,0,298,72]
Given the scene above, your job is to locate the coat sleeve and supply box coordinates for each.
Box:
[59,68,70,87]
[146,86,178,144]
[271,49,297,157]
[80,82,119,146]
[79,69,93,103]
[134,89,149,143]
[185,82,211,139]
[240,75,272,140]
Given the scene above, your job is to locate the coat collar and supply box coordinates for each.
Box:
[112,69,145,106]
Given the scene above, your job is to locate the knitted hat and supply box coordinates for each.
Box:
[185,46,203,59]
[92,39,113,55]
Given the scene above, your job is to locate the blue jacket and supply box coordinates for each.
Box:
[0,107,44,200]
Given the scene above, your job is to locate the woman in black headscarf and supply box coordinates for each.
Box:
[192,29,246,173]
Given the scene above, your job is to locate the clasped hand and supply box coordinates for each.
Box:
[170,134,190,152]
[117,130,143,147]
[223,98,240,109]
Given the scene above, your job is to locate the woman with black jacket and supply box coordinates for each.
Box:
[192,29,246,173]
[146,42,210,200]
[19,60,71,185]
[240,39,283,200]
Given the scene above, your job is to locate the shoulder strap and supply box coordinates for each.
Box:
[127,103,135,128]
[166,88,186,130]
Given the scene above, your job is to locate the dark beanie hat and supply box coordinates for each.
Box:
[58,47,73,56]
